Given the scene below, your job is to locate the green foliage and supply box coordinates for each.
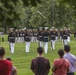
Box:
[60,0,76,9]
[1,0,76,31]
[60,0,76,21]
[0,0,41,32]
[24,0,76,28]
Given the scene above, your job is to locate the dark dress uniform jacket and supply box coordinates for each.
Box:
[38,31,43,41]
[8,32,15,43]
[24,32,31,42]
[50,31,56,40]
[43,31,49,42]
[33,32,38,37]
[15,32,19,37]
[68,30,71,36]
[19,32,23,37]
[60,31,63,37]
[67,33,70,37]
[55,31,58,37]
[62,32,68,40]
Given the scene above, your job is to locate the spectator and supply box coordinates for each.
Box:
[6,57,17,75]
[52,49,70,75]
[0,47,12,75]
[64,45,76,75]
[30,47,50,75]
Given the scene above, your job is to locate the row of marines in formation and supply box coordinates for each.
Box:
[8,27,73,54]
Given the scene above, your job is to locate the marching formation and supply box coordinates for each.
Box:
[8,27,71,54]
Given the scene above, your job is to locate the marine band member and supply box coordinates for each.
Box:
[62,29,68,46]
[38,28,43,47]
[59,29,63,41]
[8,29,15,53]
[24,29,31,52]
[15,29,19,43]
[67,28,71,42]
[43,27,49,53]
[50,29,56,50]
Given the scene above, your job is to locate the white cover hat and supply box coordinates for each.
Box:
[44,27,48,30]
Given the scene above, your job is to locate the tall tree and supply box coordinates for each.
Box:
[0,0,41,32]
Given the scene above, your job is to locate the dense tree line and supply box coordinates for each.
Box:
[0,0,76,33]
[0,0,41,32]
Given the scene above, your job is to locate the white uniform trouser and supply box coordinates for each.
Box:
[60,36,62,41]
[39,41,43,47]
[22,37,24,42]
[56,36,58,41]
[32,37,34,42]
[19,37,23,43]
[44,42,48,54]
[10,43,15,53]
[18,37,21,43]
[34,37,38,42]
[67,36,70,42]
[25,42,30,52]
[63,40,68,45]
[51,40,55,50]
[31,36,33,42]
[15,37,18,42]
[20,37,23,43]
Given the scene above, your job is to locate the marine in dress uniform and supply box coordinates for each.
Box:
[62,29,68,46]
[59,29,63,41]
[55,29,59,41]
[18,30,21,43]
[22,30,25,42]
[50,29,56,50]
[67,28,71,42]
[38,27,43,47]
[29,29,33,42]
[43,27,49,53]
[33,29,38,43]
[24,29,31,52]
[15,29,19,43]
[8,29,15,53]
[19,30,23,43]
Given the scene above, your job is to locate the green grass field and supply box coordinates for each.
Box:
[0,35,76,75]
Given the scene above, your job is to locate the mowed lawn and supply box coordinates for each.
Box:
[0,35,76,75]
